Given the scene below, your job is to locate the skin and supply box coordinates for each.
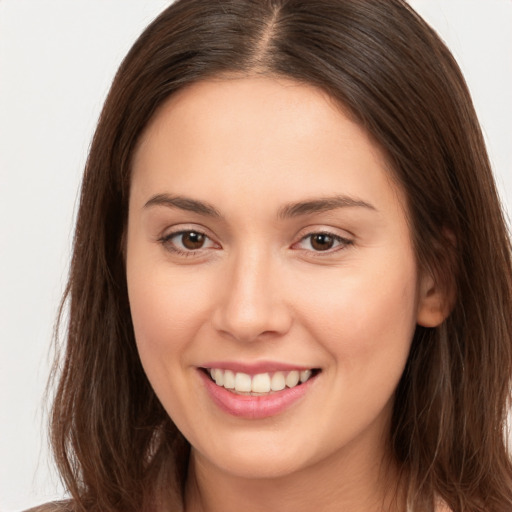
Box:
[126,76,447,512]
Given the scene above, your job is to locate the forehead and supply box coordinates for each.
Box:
[131,76,405,218]
[138,76,363,155]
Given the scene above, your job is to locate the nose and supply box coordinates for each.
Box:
[211,247,292,343]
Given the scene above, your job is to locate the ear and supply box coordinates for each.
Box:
[416,272,453,328]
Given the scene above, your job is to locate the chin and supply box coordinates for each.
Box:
[200,451,308,480]
[190,432,317,481]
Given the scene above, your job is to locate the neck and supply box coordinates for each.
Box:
[184,438,406,512]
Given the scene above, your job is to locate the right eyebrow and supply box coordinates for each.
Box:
[143,194,222,218]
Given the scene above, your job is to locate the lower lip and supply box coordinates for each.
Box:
[199,370,317,419]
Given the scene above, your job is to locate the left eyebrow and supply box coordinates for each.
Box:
[277,195,377,219]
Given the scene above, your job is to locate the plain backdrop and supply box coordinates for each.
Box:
[0,1,511,510]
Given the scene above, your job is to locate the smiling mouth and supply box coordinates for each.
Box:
[202,368,321,395]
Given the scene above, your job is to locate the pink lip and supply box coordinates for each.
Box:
[198,369,318,419]
[201,360,314,375]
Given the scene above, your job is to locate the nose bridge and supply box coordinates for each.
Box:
[213,243,290,342]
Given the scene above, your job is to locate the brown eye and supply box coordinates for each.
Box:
[161,229,217,255]
[180,231,206,250]
[310,233,335,251]
[294,231,352,253]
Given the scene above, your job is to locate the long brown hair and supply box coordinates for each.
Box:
[47,1,512,511]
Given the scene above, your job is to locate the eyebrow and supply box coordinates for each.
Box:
[143,193,376,219]
[144,194,222,217]
[277,195,377,219]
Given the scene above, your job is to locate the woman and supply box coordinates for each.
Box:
[33,0,512,511]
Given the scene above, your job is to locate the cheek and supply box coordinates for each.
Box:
[126,264,213,425]
[128,273,209,356]
[126,242,212,376]
[299,255,419,372]
[295,256,419,441]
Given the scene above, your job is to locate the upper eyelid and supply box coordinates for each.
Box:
[161,229,216,245]
[300,232,351,242]
[294,225,355,241]
[299,230,351,239]
[159,229,220,257]
[294,232,353,248]
[291,227,355,254]
[162,228,208,239]
[160,224,214,239]
[158,225,354,247]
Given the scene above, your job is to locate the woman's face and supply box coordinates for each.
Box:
[126,77,442,480]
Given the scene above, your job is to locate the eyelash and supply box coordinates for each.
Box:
[158,229,353,257]
[294,231,353,254]
[159,230,219,257]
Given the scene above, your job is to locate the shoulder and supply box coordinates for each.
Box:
[24,501,75,512]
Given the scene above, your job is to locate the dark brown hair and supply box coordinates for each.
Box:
[47,1,512,511]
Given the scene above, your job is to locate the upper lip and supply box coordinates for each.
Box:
[200,360,318,375]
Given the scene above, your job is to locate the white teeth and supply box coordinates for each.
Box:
[212,368,224,386]
[270,372,286,391]
[208,368,315,394]
[300,369,312,383]
[224,370,235,389]
[252,373,271,393]
[234,372,252,392]
[285,370,300,388]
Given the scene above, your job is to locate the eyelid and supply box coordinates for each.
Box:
[158,225,221,256]
[291,227,354,253]
[157,224,354,257]
[294,224,355,239]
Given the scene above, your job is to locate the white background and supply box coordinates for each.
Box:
[0,1,511,510]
